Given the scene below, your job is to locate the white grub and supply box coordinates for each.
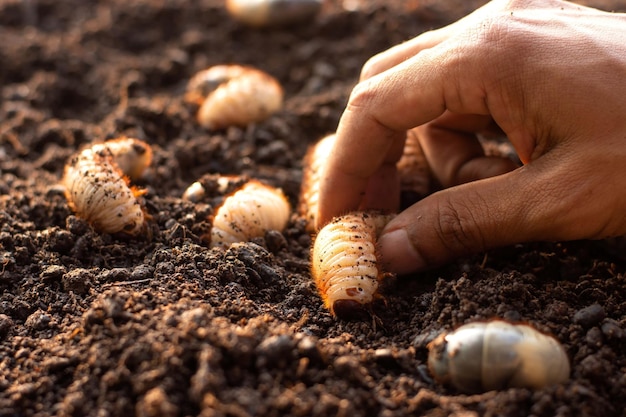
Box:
[90,137,153,182]
[428,320,570,393]
[62,138,152,236]
[186,65,283,130]
[299,133,336,233]
[208,180,291,249]
[397,129,432,203]
[311,211,393,319]
[226,0,322,28]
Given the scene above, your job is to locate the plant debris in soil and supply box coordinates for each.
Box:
[1,0,626,416]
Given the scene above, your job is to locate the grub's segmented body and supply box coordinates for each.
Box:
[209,180,291,249]
[62,138,152,236]
[311,212,392,319]
[397,129,431,202]
[90,137,153,181]
[226,0,322,27]
[428,320,570,393]
[186,65,283,130]
[299,134,335,232]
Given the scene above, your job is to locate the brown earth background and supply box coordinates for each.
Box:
[2,0,626,416]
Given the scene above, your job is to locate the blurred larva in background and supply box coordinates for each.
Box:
[225,0,322,28]
[185,64,283,130]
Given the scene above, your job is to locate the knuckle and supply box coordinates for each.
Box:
[466,17,510,48]
[347,80,375,107]
[344,80,379,116]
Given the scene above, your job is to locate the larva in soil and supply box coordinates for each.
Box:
[299,133,336,233]
[311,212,393,319]
[208,180,291,249]
[62,137,152,236]
[225,0,322,27]
[186,64,283,130]
[90,136,153,181]
[427,320,570,393]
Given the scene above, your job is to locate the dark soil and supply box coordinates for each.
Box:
[2,1,626,416]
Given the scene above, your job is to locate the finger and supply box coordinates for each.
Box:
[415,113,519,187]
[359,26,455,81]
[317,42,493,226]
[377,149,623,274]
[358,0,518,81]
[360,162,401,213]
[316,126,405,228]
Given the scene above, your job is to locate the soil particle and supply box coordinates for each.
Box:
[2,0,626,416]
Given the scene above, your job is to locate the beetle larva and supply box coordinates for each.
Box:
[90,137,153,182]
[186,65,283,130]
[208,180,291,249]
[299,133,336,233]
[62,138,152,236]
[396,129,432,205]
[311,211,394,319]
[225,0,322,28]
[427,320,570,393]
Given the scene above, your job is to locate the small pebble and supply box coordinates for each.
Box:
[25,309,52,331]
[374,348,397,367]
[297,336,322,362]
[61,268,94,294]
[0,314,14,339]
[573,304,606,328]
[585,327,603,348]
[600,318,624,340]
[40,265,67,281]
[256,334,294,368]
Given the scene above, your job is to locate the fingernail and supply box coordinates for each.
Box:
[378,229,425,275]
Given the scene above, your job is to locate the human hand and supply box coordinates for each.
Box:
[317,0,626,274]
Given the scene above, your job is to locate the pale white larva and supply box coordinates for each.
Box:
[427,320,570,393]
[225,0,322,28]
[311,211,393,319]
[299,133,336,233]
[90,137,153,182]
[208,180,291,249]
[397,129,432,204]
[62,138,152,236]
[186,65,283,130]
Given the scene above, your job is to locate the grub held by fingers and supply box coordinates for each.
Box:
[311,211,394,319]
[299,133,336,233]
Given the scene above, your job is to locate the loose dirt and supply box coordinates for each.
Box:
[1,1,626,416]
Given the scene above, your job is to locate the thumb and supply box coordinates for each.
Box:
[377,153,618,274]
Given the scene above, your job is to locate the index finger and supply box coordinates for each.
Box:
[358,0,510,82]
[317,41,487,225]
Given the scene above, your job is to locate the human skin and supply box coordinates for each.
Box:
[316,0,626,274]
